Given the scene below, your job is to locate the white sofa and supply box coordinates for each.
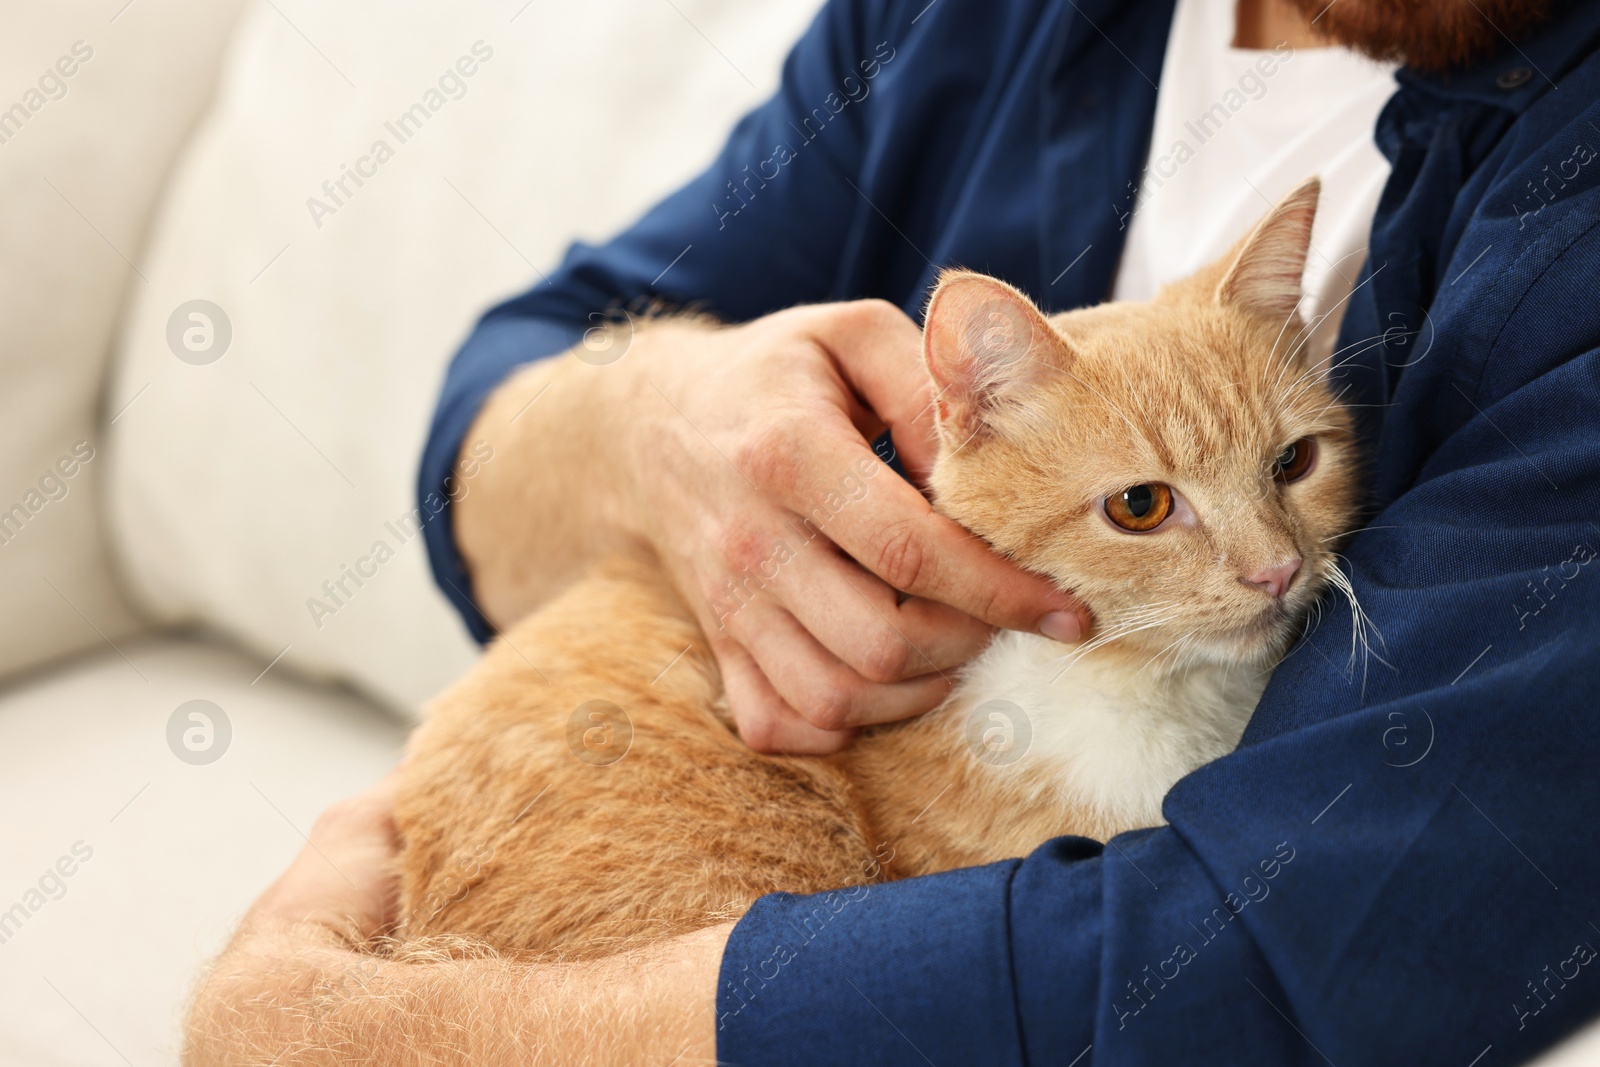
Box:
[0,2,1595,1064]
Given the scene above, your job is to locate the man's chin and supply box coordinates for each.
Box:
[1286,0,1557,73]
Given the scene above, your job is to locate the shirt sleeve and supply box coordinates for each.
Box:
[715,266,1600,1064]
[419,0,891,639]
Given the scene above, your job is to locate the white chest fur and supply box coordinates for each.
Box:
[935,631,1268,833]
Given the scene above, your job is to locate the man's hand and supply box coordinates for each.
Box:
[457,299,1090,754]
[614,300,1089,752]
[247,771,402,942]
[185,776,726,1066]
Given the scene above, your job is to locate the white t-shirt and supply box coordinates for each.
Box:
[1111,0,1399,363]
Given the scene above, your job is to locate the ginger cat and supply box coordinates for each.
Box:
[394,178,1360,958]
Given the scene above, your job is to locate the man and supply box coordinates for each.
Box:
[189,0,1600,1063]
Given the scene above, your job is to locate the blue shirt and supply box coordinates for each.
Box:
[420,0,1600,1062]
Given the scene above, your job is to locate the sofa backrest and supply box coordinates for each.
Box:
[0,0,249,682]
[103,0,823,713]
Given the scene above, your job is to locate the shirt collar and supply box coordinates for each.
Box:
[1396,0,1600,111]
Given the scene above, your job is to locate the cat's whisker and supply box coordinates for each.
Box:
[1106,600,1179,626]
[1138,640,1176,675]
[1322,324,1415,366]
[1048,615,1174,681]
[1271,299,1342,376]
[1103,605,1182,637]
[1071,621,1166,658]
[1274,331,1390,403]
[1319,524,1401,543]
[1322,555,1391,696]
[1261,281,1334,390]
[1278,337,1382,395]
[1274,610,1318,668]
[1262,292,1315,387]
[1293,384,1359,429]
[1275,335,1393,420]
[1275,375,1368,434]
[1277,341,1387,404]
[1138,629,1197,675]
[1275,321,1347,383]
[1277,260,1388,376]
[1265,314,1324,393]
[1058,602,1177,644]
[1180,634,1216,675]
[1272,312,1400,403]
[1049,627,1140,673]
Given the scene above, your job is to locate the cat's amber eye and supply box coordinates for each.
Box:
[1104,483,1173,532]
[1273,437,1318,484]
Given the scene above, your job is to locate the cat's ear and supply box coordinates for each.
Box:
[1217,177,1321,322]
[922,271,1070,442]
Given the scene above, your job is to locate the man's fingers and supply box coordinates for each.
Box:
[774,435,1089,639]
[257,773,402,940]
[711,636,855,755]
[731,600,954,730]
[767,542,994,681]
[307,772,401,854]
[806,300,942,482]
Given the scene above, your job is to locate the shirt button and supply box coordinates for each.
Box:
[1496,66,1533,89]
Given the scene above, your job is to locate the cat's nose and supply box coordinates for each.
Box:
[1242,558,1301,599]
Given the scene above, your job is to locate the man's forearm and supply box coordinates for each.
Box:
[453,345,644,631]
[185,920,728,1066]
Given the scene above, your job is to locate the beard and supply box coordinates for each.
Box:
[1285,0,1559,72]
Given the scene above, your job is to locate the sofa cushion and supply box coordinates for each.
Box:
[104,0,823,715]
[0,637,404,1066]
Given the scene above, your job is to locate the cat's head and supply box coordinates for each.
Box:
[923,178,1359,668]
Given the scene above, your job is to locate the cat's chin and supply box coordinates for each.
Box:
[1187,608,1306,668]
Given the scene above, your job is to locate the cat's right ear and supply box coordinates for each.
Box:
[1217,177,1321,322]
[922,271,1069,442]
